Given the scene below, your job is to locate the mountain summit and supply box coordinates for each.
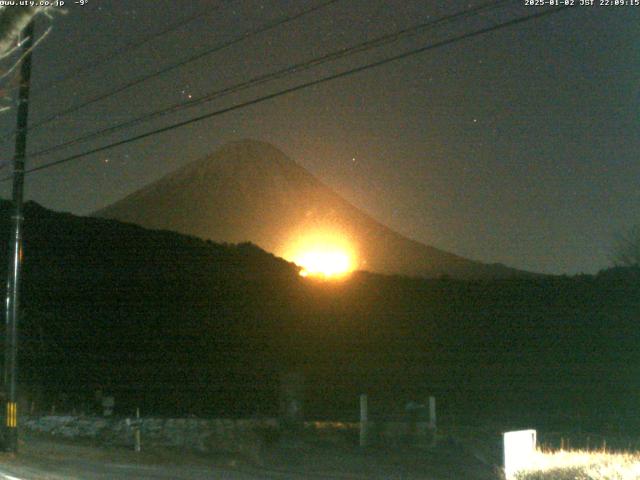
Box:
[96,140,525,278]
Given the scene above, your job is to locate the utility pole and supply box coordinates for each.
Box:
[3,19,35,453]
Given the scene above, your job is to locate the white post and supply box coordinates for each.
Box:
[359,394,368,447]
[428,396,436,430]
[134,407,141,452]
[428,396,437,447]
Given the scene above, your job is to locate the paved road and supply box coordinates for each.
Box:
[0,439,380,480]
[0,434,497,479]
[0,457,275,480]
[0,438,288,480]
[0,463,283,480]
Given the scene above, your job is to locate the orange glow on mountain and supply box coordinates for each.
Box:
[295,250,352,278]
[284,229,357,279]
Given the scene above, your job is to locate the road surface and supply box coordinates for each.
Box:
[0,433,497,479]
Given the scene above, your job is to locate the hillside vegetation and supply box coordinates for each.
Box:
[2,201,639,428]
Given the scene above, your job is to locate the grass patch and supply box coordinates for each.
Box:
[515,449,640,479]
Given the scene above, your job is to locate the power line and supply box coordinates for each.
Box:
[4,6,570,181]
[35,6,223,96]
[18,5,569,177]
[1,0,342,144]
[0,5,222,102]
[27,0,513,160]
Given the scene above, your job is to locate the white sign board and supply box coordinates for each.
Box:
[503,429,536,479]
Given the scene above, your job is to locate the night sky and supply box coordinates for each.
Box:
[0,0,637,275]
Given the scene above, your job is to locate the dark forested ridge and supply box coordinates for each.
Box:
[2,201,639,428]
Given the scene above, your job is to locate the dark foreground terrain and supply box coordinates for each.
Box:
[2,201,639,430]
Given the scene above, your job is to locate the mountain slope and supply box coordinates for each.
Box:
[97,139,528,279]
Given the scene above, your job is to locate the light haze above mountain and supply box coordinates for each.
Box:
[96,140,529,279]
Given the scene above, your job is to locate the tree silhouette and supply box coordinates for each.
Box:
[612,225,640,267]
